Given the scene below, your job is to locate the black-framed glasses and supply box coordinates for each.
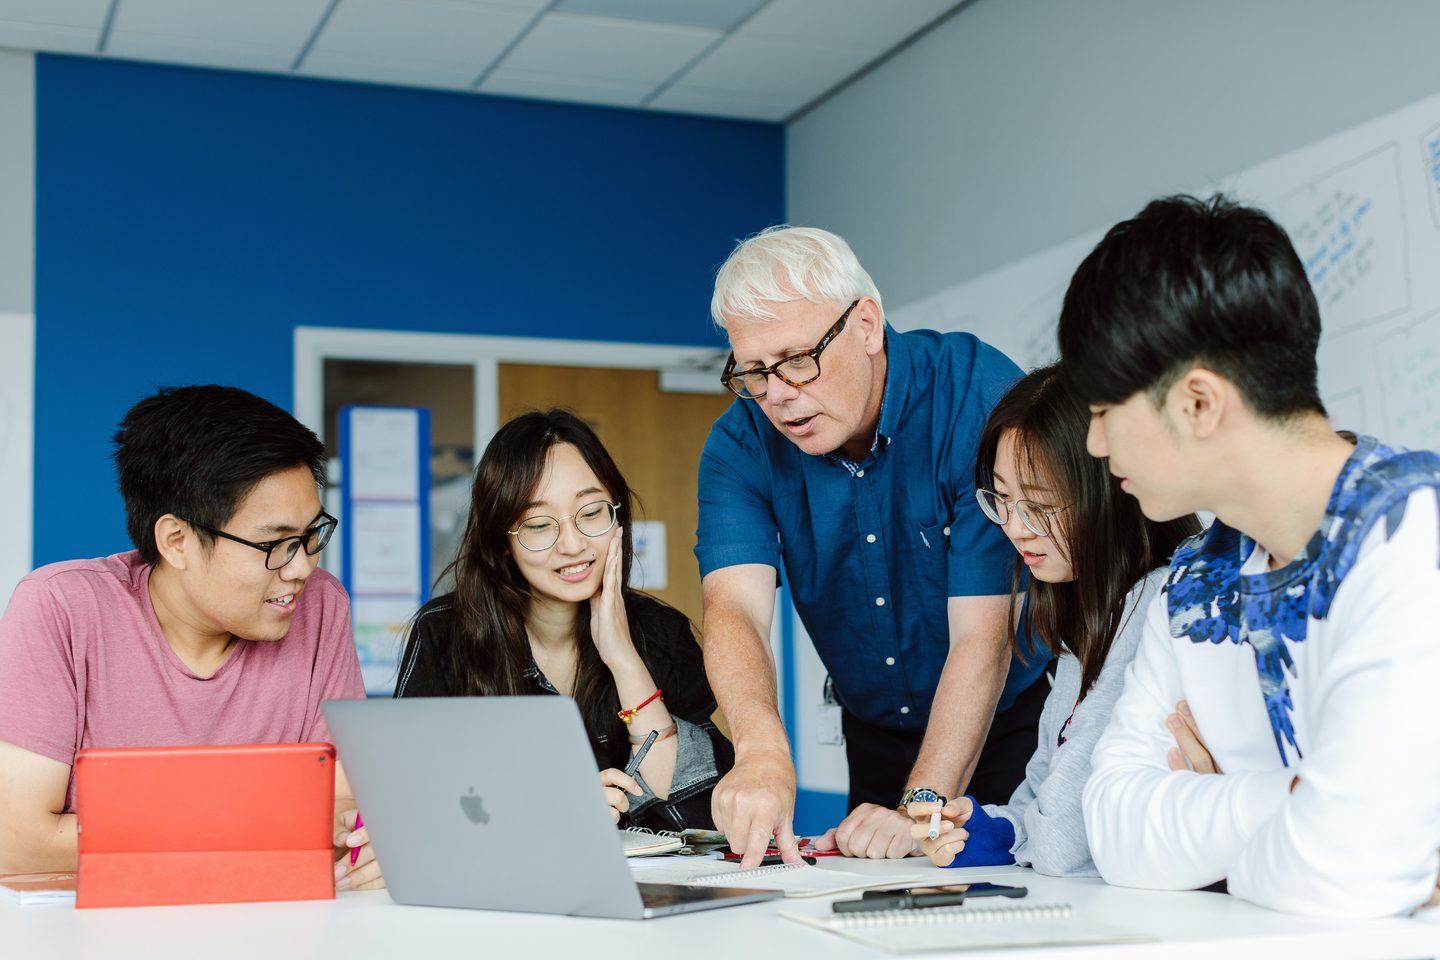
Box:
[975,489,1068,539]
[509,500,621,552]
[720,299,860,399]
[182,511,338,570]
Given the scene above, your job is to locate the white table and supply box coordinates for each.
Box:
[5,858,1437,959]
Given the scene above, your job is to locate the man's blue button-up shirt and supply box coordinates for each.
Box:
[696,325,1046,731]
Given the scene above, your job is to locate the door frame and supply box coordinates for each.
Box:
[293,326,729,450]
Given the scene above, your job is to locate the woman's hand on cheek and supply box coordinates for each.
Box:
[588,531,636,667]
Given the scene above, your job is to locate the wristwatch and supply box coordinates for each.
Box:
[899,786,942,807]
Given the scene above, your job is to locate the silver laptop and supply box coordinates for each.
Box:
[322,696,781,919]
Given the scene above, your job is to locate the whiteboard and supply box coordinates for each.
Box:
[0,312,33,607]
[889,88,1440,454]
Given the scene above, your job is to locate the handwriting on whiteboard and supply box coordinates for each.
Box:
[1281,144,1409,334]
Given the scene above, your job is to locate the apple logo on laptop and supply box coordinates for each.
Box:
[460,787,490,825]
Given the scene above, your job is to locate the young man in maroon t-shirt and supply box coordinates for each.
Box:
[0,385,379,891]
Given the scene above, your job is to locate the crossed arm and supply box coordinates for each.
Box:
[1083,577,1440,917]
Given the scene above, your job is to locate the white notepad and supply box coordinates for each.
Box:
[632,861,933,898]
[780,900,1155,952]
[618,827,685,857]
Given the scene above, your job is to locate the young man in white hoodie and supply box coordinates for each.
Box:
[1059,194,1440,918]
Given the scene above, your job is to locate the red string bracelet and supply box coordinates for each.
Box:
[618,689,664,724]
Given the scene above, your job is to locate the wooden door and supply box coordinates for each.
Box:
[497,364,734,632]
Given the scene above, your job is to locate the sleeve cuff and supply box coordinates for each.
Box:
[695,543,780,579]
[941,796,1017,868]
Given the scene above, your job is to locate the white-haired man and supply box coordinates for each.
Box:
[696,226,1047,866]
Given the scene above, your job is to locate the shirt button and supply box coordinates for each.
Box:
[855,469,865,478]
[875,597,885,606]
[866,534,876,543]
[885,657,895,666]
[900,706,911,715]
[943,526,951,536]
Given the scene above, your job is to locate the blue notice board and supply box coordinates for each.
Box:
[339,405,431,695]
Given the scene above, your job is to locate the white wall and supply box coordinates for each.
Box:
[0,49,33,602]
[787,0,1440,309]
[0,48,33,316]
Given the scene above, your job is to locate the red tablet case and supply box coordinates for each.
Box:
[74,743,336,908]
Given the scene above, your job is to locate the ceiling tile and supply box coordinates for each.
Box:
[675,33,862,109]
[0,21,101,54]
[0,0,109,28]
[0,0,108,52]
[500,12,719,86]
[742,0,958,52]
[648,84,787,122]
[107,0,330,72]
[299,52,469,90]
[452,0,551,9]
[481,68,654,108]
[111,0,330,47]
[104,34,300,73]
[302,0,534,88]
[101,37,292,72]
[554,0,767,32]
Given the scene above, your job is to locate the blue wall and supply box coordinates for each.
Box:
[35,54,782,565]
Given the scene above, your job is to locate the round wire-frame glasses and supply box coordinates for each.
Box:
[508,500,621,552]
[974,489,1068,539]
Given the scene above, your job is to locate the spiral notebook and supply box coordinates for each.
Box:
[619,828,685,857]
[631,860,933,898]
[780,900,1155,953]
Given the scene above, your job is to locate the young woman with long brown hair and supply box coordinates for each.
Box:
[906,364,1200,876]
[395,409,731,831]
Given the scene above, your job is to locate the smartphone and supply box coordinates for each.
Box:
[834,882,1028,913]
[743,854,816,867]
[861,882,1028,900]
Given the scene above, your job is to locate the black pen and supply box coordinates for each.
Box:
[833,890,967,913]
[623,729,659,778]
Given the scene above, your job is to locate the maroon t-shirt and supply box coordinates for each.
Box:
[0,551,364,810]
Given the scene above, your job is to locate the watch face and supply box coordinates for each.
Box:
[902,787,941,806]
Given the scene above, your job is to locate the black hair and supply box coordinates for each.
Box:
[976,365,1201,697]
[114,384,326,563]
[1057,193,1325,419]
[413,409,664,759]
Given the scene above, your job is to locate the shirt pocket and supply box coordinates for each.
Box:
[915,518,947,552]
